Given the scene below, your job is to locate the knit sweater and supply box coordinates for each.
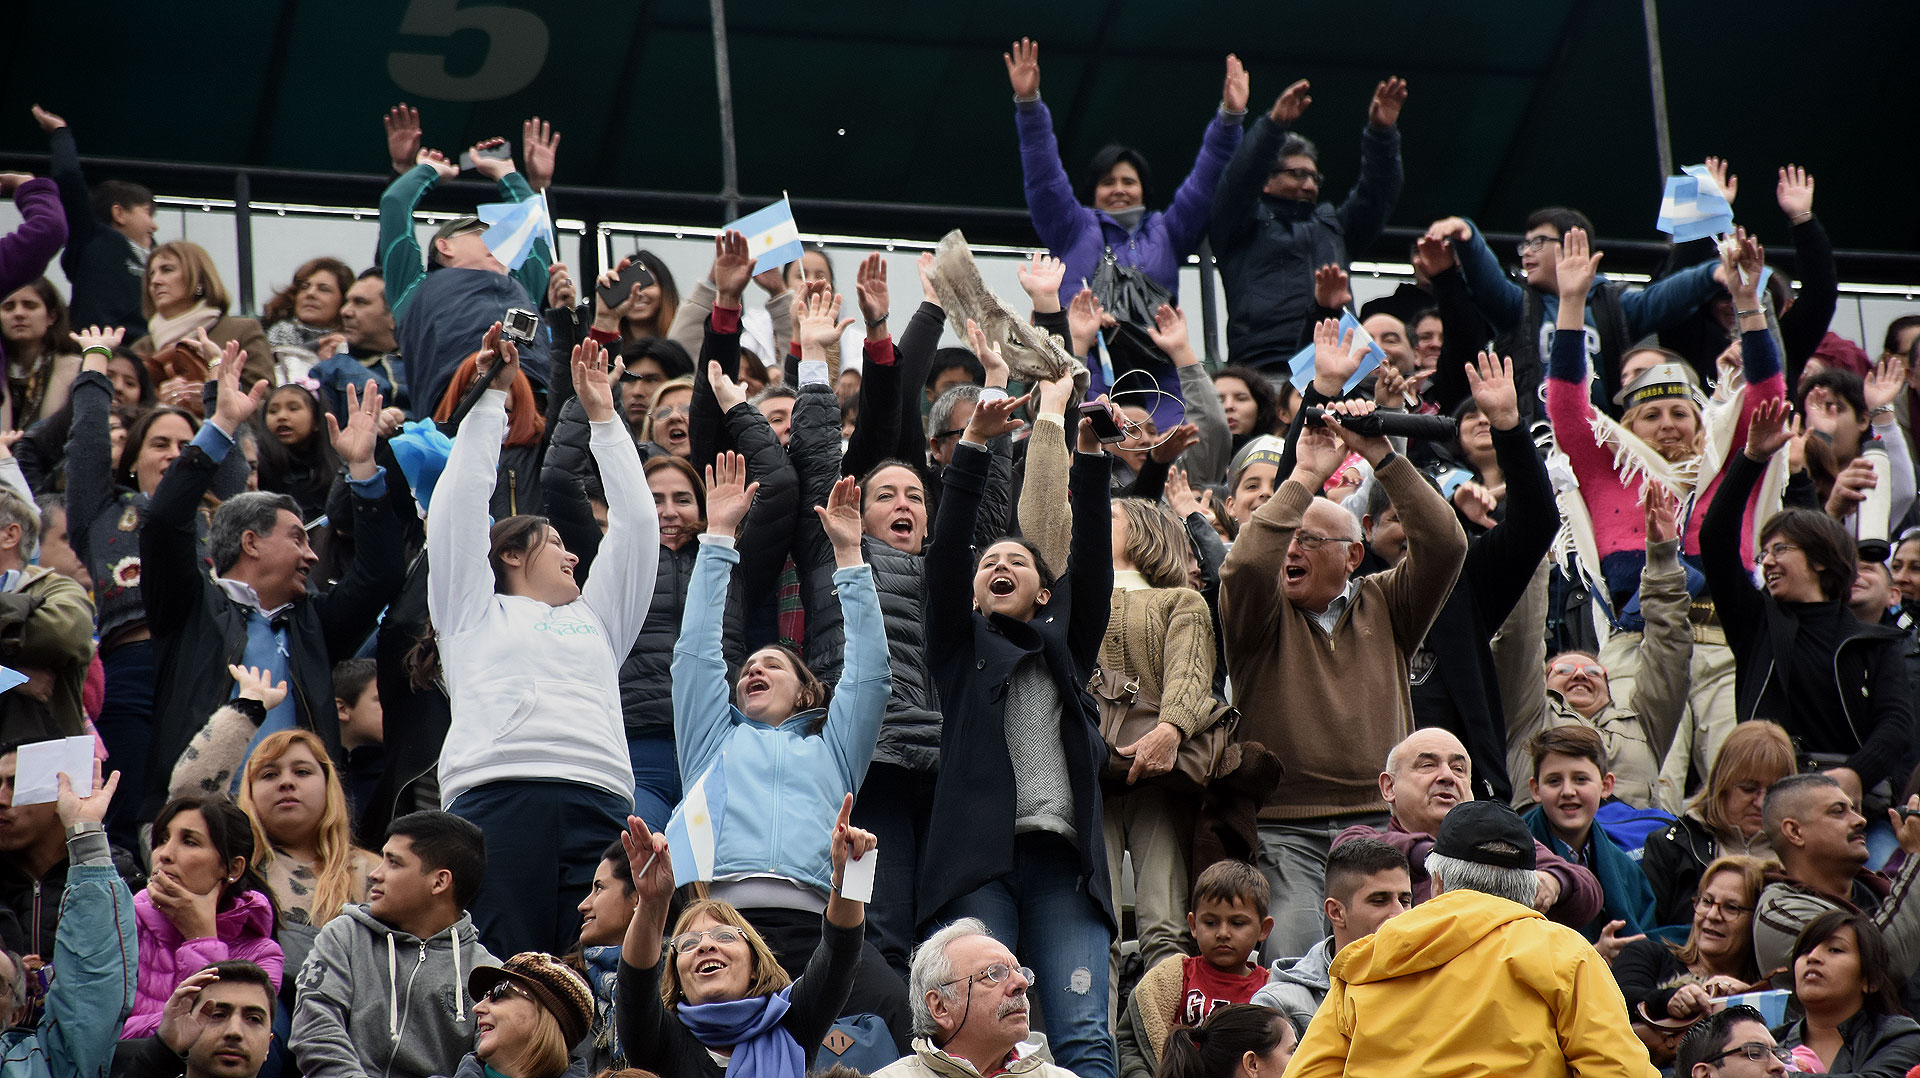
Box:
[1219,454,1467,819]
[1100,579,1216,738]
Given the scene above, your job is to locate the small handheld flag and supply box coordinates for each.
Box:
[1655,165,1735,244]
[667,756,728,885]
[477,197,555,271]
[731,196,805,274]
[1287,310,1388,394]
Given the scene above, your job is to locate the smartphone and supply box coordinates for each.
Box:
[596,260,656,311]
[501,308,540,345]
[457,142,514,171]
[1079,401,1126,444]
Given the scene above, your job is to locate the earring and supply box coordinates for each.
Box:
[195,286,206,297]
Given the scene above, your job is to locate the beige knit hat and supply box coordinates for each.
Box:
[468,952,595,1047]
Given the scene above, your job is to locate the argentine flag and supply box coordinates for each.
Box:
[1286,309,1388,394]
[1655,165,1735,244]
[477,197,555,271]
[666,756,727,886]
[731,197,805,274]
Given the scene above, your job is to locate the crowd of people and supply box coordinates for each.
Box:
[0,36,1916,1078]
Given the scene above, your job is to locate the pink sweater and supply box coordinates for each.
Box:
[122,887,284,1037]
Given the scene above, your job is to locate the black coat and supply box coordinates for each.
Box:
[1640,813,1726,928]
[138,441,407,818]
[918,441,1115,931]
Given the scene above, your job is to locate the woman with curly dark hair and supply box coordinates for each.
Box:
[262,257,354,353]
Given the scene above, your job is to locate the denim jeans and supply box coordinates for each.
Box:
[935,833,1116,1078]
[1255,813,1388,962]
[627,731,683,833]
[448,779,630,957]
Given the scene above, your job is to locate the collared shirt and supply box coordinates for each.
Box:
[1309,578,1360,635]
[213,576,293,621]
[1113,569,1153,593]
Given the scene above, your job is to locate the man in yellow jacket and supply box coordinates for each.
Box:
[1287,800,1658,1078]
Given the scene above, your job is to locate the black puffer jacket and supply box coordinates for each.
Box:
[788,384,942,771]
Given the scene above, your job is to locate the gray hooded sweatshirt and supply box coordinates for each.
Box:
[1250,936,1334,1037]
[291,904,499,1078]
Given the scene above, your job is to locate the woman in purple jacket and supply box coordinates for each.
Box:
[1004,39,1243,396]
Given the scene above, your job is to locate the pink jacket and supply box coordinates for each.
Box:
[122,886,284,1037]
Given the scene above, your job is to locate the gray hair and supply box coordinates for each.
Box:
[1277,134,1319,167]
[929,384,984,440]
[0,491,40,564]
[1426,850,1537,907]
[209,492,301,574]
[908,916,993,1038]
[0,948,25,1016]
[750,384,796,407]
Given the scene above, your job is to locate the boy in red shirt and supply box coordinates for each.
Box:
[1117,861,1274,1078]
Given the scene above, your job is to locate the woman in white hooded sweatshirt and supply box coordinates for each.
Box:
[428,326,659,957]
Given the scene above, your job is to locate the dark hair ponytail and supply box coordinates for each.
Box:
[1155,1005,1290,1078]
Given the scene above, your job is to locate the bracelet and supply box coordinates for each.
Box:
[1791,211,1814,224]
[81,346,112,359]
[1870,404,1896,418]
[865,313,889,329]
[1735,308,1764,318]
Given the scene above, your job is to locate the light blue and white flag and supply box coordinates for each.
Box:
[477,197,555,270]
[1655,165,1735,243]
[731,196,805,273]
[667,756,727,886]
[1287,310,1388,394]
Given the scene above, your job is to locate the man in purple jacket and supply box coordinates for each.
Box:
[0,174,69,377]
[1334,727,1604,929]
[1004,38,1243,397]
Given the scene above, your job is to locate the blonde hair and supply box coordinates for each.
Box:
[642,376,695,444]
[659,899,791,1007]
[519,1005,573,1078]
[1115,498,1189,590]
[1668,855,1774,981]
[1688,720,1795,841]
[142,241,231,318]
[1621,396,1706,461]
[238,729,364,926]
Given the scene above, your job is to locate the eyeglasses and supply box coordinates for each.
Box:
[937,963,1034,991]
[1550,662,1605,678]
[1291,532,1358,552]
[668,927,745,954]
[1706,1043,1793,1066]
[1516,236,1563,254]
[932,427,966,441]
[1753,542,1801,566]
[482,981,531,1004]
[1271,166,1324,185]
[1695,894,1752,918]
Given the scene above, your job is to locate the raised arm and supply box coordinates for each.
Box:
[1333,78,1408,252]
[1016,372,1077,578]
[378,152,457,318]
[62,327,123,556]
[1209,81,1303,249]
[671,453,755,782]
[33,107,95,280]
[1456,352,1556,624]
[42,763,136,1078]
[574,339,660,654]
[815,478,889,790]
[1700,398,1784,654]
[1774,166,1837,375]
[1150,305,1231,481]
[0,175,69,298]
[425,325,513,637]
[1629,492,1693,767]
[1157,56,1249,255]
[1332,401,1466,653]
[1427,217,1525,333]
[1068,407,1118,666]
[615,817,678,1068]
[1006,39,1098,256]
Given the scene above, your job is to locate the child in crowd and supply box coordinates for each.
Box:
[1521,726,1672,961]
[1117,861,1274,1078]
[330,657,385,834]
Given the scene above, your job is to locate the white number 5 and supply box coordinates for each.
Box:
[388,0,550,102]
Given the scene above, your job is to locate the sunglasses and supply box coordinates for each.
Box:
[482,981,531,1004]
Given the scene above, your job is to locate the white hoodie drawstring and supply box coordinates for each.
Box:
[451,928,465,1023]
[387,934,399,1040]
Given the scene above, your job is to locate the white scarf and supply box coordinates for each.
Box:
[146,301,221,352]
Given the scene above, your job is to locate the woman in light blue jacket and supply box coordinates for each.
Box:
[668,453,907,1049]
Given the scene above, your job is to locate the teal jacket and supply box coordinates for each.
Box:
[4,832,136,1078]
[1523,805,1685,945]
[669,536,890,893]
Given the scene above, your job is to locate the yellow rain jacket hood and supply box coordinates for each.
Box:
[1285,888,1658,1078]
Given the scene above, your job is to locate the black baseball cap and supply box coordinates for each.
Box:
[1433,800,1536,870]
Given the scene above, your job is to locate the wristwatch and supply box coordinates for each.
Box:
[65,820,103,841]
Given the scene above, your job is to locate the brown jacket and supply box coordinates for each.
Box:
[1220,453,1466,820]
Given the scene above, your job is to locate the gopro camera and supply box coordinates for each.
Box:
[501,308,540,346]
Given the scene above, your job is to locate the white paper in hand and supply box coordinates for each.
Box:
[13,736,94,806]
[839,847,878,903]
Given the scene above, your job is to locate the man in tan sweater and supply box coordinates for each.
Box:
[1220,341,1467,958]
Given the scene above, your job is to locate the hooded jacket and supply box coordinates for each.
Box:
[875,1038,1077,1078]
[1286,888,1657,1078]
[1334,816,1603,932]
[124,887,284,1037]
[1250,935,1335,1037]
[291,904,499,1078]
[0,831,135,1078]
[1774,1010,1920,1078]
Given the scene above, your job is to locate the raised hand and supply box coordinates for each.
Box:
[1644,485,1681,546]
[1150,422,1201,464]
[828,793,879,891]
[1269,78,1311,124]
[572,337,616,423]
[158,968,221,1054]
[916,251,938,304]
[968,389,1032,445]
[416,147,458,181]
[1374,363,1408,410]
[521,116,561,192]
[1555,228,1603,301]
[965,319,1010,387]
[1368,76,1409,128]
[1066,288,1106,358]
[1146,304,1197,366]
[55,756,116,830]
[620,814,674,908]
[1313,263,1352,311]
[1036,370,1077,418]
[327,380,384,477]
[212,340,267,432]
[1867,353,1907,413]
[228,664,288,710]
[816,475,865,560]
[1703,156,1738,206]
[1777,164,1815,220]
[1291,420,1345,487]
[1464,351,1520,429]
[1310,317,1364,396]
[384,104,422,174]
[800,290,855,356]
[475,321,520,379]
[1077,396,1119,453]
[71,325,124,371]
[708,360,748,413]
[30,105,65,133]
[1223,54,1250,113]
[1165,467,1204,519]
[468,138,514,180]
[703,450,760,539]
[593,257,640,331]
[1717,226,1765,306]
[1744,396,1794,462]
[1410,234,1456,279]
[855,253,890,330]
[1424,216,1473,244]
[546,262,577,311]
[1324,398,1392,464]
[1004,38,1041,98]
[1017,253,1066,314]
[712,230,753,305]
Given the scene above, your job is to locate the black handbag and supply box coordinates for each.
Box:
[1088,249,1175,383]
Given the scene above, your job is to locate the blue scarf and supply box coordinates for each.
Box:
[676,988,801,1078]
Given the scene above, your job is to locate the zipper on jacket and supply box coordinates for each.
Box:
[1830,642,1866,746]
[508,469,518,516]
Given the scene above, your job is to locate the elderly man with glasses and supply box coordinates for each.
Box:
[878,918,1070,1078]
[1220,382,1466,960]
